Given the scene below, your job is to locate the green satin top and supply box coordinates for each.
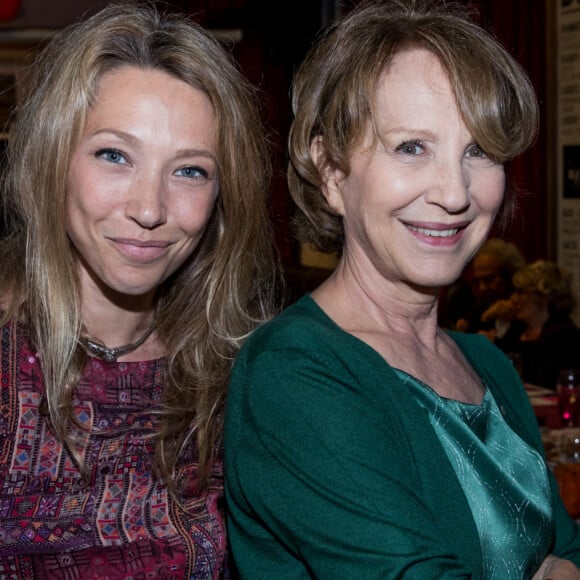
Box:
[399,372,552,579]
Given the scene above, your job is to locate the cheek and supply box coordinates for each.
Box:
[65,185,106,229]
[477,169,506,212]
[65,169,96,231]
[64,188,86,236]
[177,194,217,236]
[66,155,127,217]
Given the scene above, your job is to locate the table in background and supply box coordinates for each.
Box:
[526,385,580,518]
[527,383,561,429]
[540,426,580,519]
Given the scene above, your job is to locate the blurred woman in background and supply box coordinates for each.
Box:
[485,260,580,389]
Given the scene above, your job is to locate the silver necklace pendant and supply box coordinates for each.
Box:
[80,325,155,363]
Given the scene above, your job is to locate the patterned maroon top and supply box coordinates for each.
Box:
[0,319,228,579]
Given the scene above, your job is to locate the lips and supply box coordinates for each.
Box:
[407,225,459,238]
[403,220,470,247]
[111,238,172,261]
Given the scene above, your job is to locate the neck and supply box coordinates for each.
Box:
[80,322,157,363]
[80,302,160,362]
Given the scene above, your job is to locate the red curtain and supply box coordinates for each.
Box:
[181,0,551,266]
[0,0,20,21]
[470,0,550,262]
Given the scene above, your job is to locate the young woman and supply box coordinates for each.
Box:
[0,2,279,577]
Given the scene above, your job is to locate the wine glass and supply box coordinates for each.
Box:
[556,369,580,427]
[555,431,580,518]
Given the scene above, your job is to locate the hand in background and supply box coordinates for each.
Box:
[477,328,497,342]
[531,554,580,579]
[481,298,517,324]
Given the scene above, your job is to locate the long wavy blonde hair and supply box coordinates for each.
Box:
[0,1,281,491]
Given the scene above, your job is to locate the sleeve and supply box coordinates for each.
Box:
[224,327,478,579]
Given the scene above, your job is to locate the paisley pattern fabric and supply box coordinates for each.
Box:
[403,371,552,579]
[0,319,228,579]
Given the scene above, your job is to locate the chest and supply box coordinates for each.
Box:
[359,331,485,404]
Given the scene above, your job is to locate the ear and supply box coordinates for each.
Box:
[310,136,345,216]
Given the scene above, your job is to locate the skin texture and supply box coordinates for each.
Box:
[531,553,580,579]
[312,48,505,407]
[66,65,218,353]
[312,48,580,577]
[319,49,505,301]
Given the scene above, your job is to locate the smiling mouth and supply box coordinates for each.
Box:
[114,238,170,247]
[407,225,460,238]
[111,238,172,262]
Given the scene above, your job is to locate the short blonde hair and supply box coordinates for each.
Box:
[288,0,539,254]
[513,260,576,316]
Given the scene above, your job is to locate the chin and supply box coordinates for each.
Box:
[411,269,463,289]
[104,279,161,300]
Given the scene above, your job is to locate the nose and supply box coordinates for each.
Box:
[125,171,167,229]
[425,158,470,214]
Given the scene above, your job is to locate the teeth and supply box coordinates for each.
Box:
[409,226,458,237]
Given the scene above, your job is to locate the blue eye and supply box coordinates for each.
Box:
[175,166,208,179]
[396,140,424,155]
[466,144,487,158]
[96,148,127,164]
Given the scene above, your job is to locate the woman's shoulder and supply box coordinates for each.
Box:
[447,329,513,369]
[245,293,341,347]
[236,293,374,376]
[544,314,580,334]
[447,329,499,351]
[538,315,580,348]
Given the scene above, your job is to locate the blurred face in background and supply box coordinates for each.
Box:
[510,288,546,325]
[472,253,506,303]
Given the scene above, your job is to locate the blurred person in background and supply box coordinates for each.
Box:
[449,237,526,335]
[483,260,580,390]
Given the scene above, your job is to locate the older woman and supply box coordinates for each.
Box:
[0,3,279,577]
[486,260,580,389]
[224,0,580,578]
